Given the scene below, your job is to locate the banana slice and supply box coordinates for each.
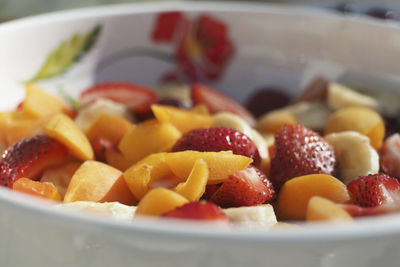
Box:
[325,131,379,184]
[284,101,332,131]
[249,129,270,172]
[213,112,253,137]
[223,204,277,228]
[155,84,192,108]
[327,82,378,111]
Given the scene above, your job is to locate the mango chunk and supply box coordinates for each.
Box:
[136,188,188,217]
[174,158,208,201]
[13,178,62,201]
[151,105,215,133]
[306,196,352,222]
[44,113,94,161]
[277,174,350,221]
[64,161,136,205]
[165,151,253,184]
[23,83,69,118]
[118,122,181,164]
[85,114,132,145]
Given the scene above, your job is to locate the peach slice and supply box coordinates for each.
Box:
[256,110,297,134]
[85,114,132,145]
[151,104,215,133]
[44,113,94,161]
[13,178,62,201]
[191,104,210,115]
[23,83,69,119]
[165,151,253,184]
[64,161,136,205]
[325,107,385,150]
[118,122,181,164]
[136,188,188,217]
[174,158,209,201]
[306,196,352,222]
[276,174,350,221]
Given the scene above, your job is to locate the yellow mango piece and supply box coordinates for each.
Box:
[306,196,352,222]
[165,151,253,184]
[256,110,297,134]
[151,104,215,133]
[191,104,210,115]
[174,158,208,201]
[118,122,181,164]
[23,83,69,118]
[136,188,188,217]
[44,113,94,161]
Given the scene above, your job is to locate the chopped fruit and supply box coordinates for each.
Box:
[202,184,222,200]
[104,149,132,172]
[191,83,255,125]
[306,196,352,222]
[284,102,332,132]
[118,122,181,164]
[13,178,62,201]
[256,110,297,134]
[213,112,253,137]
[44,113,94,161]
[85,113,132,145]
[80,82,157,114]
[23,83,70,119]
[210,166,275,208]
[91,137,114,162]
[325,107,385,150]
[341,202,400,217]
[245,87,291,117]
[191,104,210,115]
[277,174,350,221]
[151,104,215,133]
[223,204,277,227]
[174,158,209,201]
[294,77,328,103]
[270,125,336,190]
[347,174,400,208]
[327,82,377,111]
[64,161,136,205]
[0,135,69,188]
[379,133,400,178]
[136,188,188,217]
[172,127,261,166]
[165,151,253,184]
[162,201,230,223]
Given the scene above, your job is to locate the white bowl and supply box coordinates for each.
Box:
[1,2,400,266]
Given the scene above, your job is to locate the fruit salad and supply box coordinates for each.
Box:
[1,79,400,228]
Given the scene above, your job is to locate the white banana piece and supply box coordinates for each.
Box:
[155,84,192,108]
[223,204,277,228]
[327,82,378,111]
[284,101,332,131]
[325,131,379,184]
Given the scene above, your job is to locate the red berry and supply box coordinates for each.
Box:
[162,201,230,223]
[201,184,222,200]
[210,166,275,208]
[270,124,336,190]
[379,133,400,178]
[90,137,114,162]
[172,127,261,166]
[347,173,400,208]
[245,87,290,117]
[0,136,69,188]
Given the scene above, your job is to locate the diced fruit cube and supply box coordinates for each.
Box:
[306,196,352,222]
[163,201,230,223]
[13,178,62,201]
[256,110,297,134]
[105,149,132,172]
[85,114,132,145]
[223,204,277,227]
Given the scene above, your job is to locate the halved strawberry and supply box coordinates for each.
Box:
[162,201,230,223]
[90,137,114,162]
[0,135,69,188]
[347,173,400,207]
[191,83,255,125]
[379,133,400,178]
[201,184,222,200]
[210,166,275,208]
[80,82,157,114]
[172,127,261,166]
[270,124,336,190]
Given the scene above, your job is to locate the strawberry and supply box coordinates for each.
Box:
[270,125,336,190]
[191,83,255,125]
[172,127,261,166]
[347,173,400,207]
[379,133,400,178]
[80,82,157,114]
[162,201,230,223]
[210,166,275,208]
[201,184,222,200]
[90,137,114,162]
[341,203,400,217]
[0,135,69,188]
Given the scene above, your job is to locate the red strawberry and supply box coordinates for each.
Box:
[0,135,69,188]
[162,201,230,223]
[210,166,275,208]
[80,82,157,114]
[201,184,222,200]
[90,137,114,162]
[379,133,400,178]
[347,173,400,207]
[172,127,261,166]
[341,203,400,217]
[191,83,255,125]
[270,124,336,190]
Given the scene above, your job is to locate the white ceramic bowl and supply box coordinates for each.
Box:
[1,2,400,266]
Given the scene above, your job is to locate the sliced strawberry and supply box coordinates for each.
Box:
[347,173,400,207]
[342,203,400,217]
[90,137,114,162]
[0,135,69,188]
[210,166,275,208]
[270,124,336,190]
[172,127,261,166]
[379,133,400,178]
[201,184,222,200]
[162,201,230,223]
[191,83,255,125]
[80,82,157,114]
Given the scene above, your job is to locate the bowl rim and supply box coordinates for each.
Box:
[2,1,400,243]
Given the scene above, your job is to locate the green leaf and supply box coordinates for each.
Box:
[28,25,101,82]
